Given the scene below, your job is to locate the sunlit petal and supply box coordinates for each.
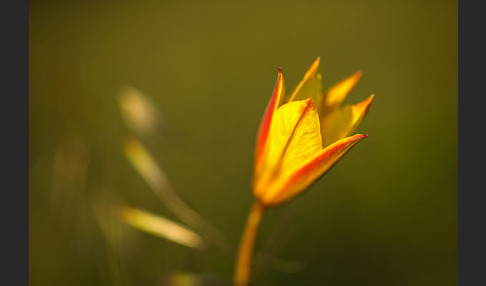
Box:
[252,59,373,207]
[321,94,374,147]
[286,57,323,104]
[255,68,285,173]
[319,70,362,113]
[253,99,321,200]
[260,134,368,206]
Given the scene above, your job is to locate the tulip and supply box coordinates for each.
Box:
[234,58,374,286]
[253,57,374,207]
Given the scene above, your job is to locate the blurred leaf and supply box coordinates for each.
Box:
[118,205,206,249]
[122,136,234,254]
[117,87,164,137]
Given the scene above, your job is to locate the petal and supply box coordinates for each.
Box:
[319,70,362,114]
[255,68,285,171]
[253,98,321,200]
[270,99,322,172]
[260,134,368,207]
[278,101,322,176]
[320,94,375,147]
[286,57,323,104]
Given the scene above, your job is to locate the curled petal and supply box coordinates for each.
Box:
[260,134,369,207]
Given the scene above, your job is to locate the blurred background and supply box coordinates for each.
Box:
[29,0,457,285]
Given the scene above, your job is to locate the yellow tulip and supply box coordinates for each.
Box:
[252,57,374,207]
[234,58,374,286]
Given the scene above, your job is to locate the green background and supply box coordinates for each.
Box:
[30,0,457,285]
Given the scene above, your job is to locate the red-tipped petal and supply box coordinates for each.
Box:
[261,134,368,206]
[255,68,285,169]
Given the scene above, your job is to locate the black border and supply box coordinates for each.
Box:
[6,0,29,285]
[459,0,485,285]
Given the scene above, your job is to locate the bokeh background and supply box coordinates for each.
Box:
[29,0,457,285]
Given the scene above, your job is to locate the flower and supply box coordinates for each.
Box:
[252,58,374,207]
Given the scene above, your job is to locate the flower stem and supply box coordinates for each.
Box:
[233,200,265,286]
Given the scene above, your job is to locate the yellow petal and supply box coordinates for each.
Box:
[253,98,322,203]
[278,102,322,177]
[320,70,362,114]
[320,94,375,147]
[286,57,323,104]
[260,134,369,207]
[255,68,285,173]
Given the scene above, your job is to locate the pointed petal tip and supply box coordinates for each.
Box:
[276,67,284,81]
[303,97,314,110]
[355,134,369,140]
[344,134,369,145]
[353,70,364,80]
[277,67,284,80]
[324,70,364,107]
[255,64,286,166]
[362,94,375,114]
[367,93,375,104]
[305,57,321,78]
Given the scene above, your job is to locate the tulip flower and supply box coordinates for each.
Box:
[253,57,374,207]
[234,58,374,286]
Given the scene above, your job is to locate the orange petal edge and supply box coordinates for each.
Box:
[255,68,285,166]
